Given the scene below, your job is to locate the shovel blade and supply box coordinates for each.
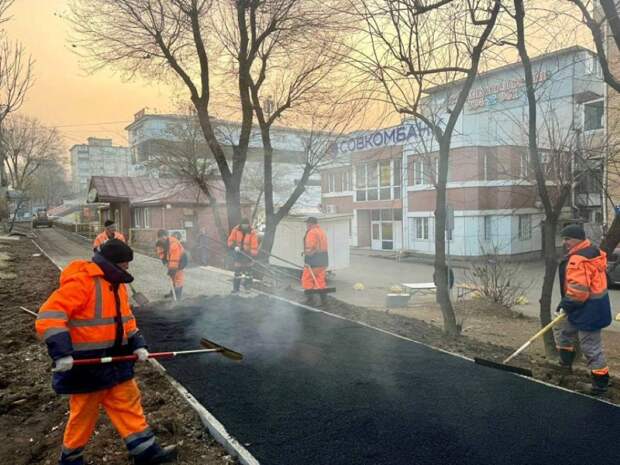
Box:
[304,287,336,295]
[200,337,243,361]
[474,357,532,377]
[132,292,150,307]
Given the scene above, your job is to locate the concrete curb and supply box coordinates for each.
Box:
[148,360,260,465]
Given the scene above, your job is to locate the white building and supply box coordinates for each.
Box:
[125,109,325,220]
[70,138,132,194]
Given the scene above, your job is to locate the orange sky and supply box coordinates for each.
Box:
[4,0,174,149]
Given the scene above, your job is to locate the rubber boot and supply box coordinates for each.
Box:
[558,349,575,373]
[134,444,178,465]
[304,293,316,306]
[591,372,610,396]
[232,275,241,293]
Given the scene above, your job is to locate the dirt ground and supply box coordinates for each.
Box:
[0,237,235,465]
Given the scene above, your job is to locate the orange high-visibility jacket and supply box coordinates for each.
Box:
[36,259,145,394]
[559,239,611,331]
[303,225,328,268]
[227,226,259,257]
[93,231,126,250]
[156,236,185,270]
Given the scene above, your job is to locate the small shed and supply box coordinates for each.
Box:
[269,213,351,271]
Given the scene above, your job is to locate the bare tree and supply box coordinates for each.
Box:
[70,0,349,240]
[29,159,71,209]
[0,0,34,214]
[348,0,501,336]
[143,108,229,242]
[3,115,63,231]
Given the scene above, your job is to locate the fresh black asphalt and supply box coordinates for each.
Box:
[135,295,620,465]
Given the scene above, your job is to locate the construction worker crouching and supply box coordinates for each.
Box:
[227,218,258,293]
[553,224,612,395]
[93,219,126,252]
[156,230,187,300]
[302,216,329,306]
[36,239,177,465]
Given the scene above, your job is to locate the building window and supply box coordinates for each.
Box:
[415,217,429,240]
[520,151,529,178]
[413,160,423,185]
[132,208,150,229]
[355,160,401,201]
[583,100,604,132]
[484,216,492,241]
[393,159,401,199]
[518,214,532,240]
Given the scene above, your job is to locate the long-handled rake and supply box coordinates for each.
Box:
[474,312,566,377]
[71,337,243,366]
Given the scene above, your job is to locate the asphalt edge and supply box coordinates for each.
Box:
[254,289,620,409]
[31,235,262,463]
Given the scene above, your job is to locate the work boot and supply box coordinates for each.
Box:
[575,372,610,396]
[304,293,316,306]
[558,349,575,373]
[134,444,178,465]
[319,293,328,307]
[591,372,610,396]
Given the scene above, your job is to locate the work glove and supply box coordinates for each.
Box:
[52,355,74,372]
[133,348,149,362]
[167,268,177,278]
[234,246,240,252]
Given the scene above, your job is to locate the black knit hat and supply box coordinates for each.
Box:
[157,229,168,238]
[305,216,318,224]
[560,224,586,240]
[100,239,134,263]
[104,220,115,227]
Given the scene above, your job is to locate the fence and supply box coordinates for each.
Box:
[53,221,102,241]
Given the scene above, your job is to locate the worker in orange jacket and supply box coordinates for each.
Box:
[227,218,259,293]
[302,216,329,305]
[36,240,177,465]
[93,219,126,252]
[553,224,612,395]
[156,230,186,300]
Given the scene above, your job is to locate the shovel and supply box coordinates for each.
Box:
[71,337,243,366]
[129,283,149,307]
[474,312,566,377]
[304,264,336,295]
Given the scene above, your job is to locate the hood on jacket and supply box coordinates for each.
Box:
[567,240,607,273]
[60,256,134,286]
[92,252,134,284]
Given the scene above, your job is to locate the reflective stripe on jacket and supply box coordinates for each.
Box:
[93,231,126,250]
[227,226,259,257]
[304,225,329,268]
[156,236,185,270]
[36,259,146,394]
[559,240,611,331]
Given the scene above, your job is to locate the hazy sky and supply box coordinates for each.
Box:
[5,0,174,148]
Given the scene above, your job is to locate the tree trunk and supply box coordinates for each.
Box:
[600,212,620,255]
[434,140,459,337]
[225,187,241,234]
[539,216,559,354]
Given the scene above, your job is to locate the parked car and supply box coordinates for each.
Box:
[607,248,620,287]
[32,210,52,228]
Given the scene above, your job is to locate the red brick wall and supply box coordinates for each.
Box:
[408,185,538,211]
[322,195,354,213]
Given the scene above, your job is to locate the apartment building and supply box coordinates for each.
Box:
[70,138,132,194]
[321,46,605,257]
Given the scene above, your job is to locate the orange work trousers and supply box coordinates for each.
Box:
[172,270,185,288]
[301,266,327,289]
[60,379,154,464]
